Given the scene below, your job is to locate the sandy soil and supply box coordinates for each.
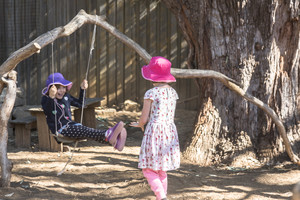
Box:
[1,109,299,200]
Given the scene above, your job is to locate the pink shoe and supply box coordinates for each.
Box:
[114,128,127,151]
[106,121,124,146]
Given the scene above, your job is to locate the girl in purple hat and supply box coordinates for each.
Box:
[130,57,180,200]
[41,72,127,151]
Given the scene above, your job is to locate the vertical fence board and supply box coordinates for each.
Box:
[58,1,66,79]
[105,0,110,105]
[134,1,141,102]
[145,0,151,90]
[73,0,84,97]
[176,24,183,109]
[166,6,171,59]
[25,1,37,104]
[36,1,42,102]
[64,0,71,90]
[68,0,77,97]
[95,0,101,99]
[96,0,103,99]
[13,0,22,91]
[108,0,116,105]
[38,0,49,99]
[98,0,107,105]
[129,0,136,102]
[115,1,124,105]
[114,1,118,105]
[4,0,15,60]
[0,0,4,64]
[121,0,126,103]
[156,2,161,55]
[138,1,148,100]
[123,0,133,102]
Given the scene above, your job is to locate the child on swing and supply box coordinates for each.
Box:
[41,72,127,151]
[130,57,180,200]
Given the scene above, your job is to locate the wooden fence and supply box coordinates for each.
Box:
[0,0,198,110]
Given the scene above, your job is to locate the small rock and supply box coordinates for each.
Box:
[96,108,117,117]
[122,100,140,112]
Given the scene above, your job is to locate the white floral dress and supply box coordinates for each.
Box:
[138,86,180,171]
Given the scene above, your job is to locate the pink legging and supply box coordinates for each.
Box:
[142,168,167,200]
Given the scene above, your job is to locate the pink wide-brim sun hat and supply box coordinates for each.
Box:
[42,73,73,95]
[141,56,176,83]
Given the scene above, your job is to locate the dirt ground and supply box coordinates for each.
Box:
[1,108,300,200]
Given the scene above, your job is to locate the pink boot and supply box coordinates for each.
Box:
[105,121,124,146]
[114,128,127,151]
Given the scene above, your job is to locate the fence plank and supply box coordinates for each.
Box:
[0,0,5,64]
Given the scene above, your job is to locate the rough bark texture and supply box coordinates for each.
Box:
[163,0,300,165]
[0,71,17,187]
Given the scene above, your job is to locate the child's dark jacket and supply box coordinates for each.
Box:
[41,89,84,134]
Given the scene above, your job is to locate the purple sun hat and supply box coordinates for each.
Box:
[141,56,176,83]
[42,73,73,95]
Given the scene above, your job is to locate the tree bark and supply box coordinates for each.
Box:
[0,71,17,187]
[163,0,300,165]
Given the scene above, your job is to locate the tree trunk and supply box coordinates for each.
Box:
[163,0,300,165]
[0,71,17,187]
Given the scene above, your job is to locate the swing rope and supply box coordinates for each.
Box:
[49,31,59,138]
[80,21,97,124]
[57,20,97,176]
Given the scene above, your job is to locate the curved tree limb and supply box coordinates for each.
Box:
[0,9,298,165]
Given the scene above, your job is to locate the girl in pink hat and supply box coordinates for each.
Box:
[41,72,127,151]
[130,57,180,200]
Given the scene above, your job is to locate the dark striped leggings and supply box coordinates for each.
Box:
[59,123,107,142]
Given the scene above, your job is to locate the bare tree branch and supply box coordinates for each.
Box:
[0,9,298,165]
